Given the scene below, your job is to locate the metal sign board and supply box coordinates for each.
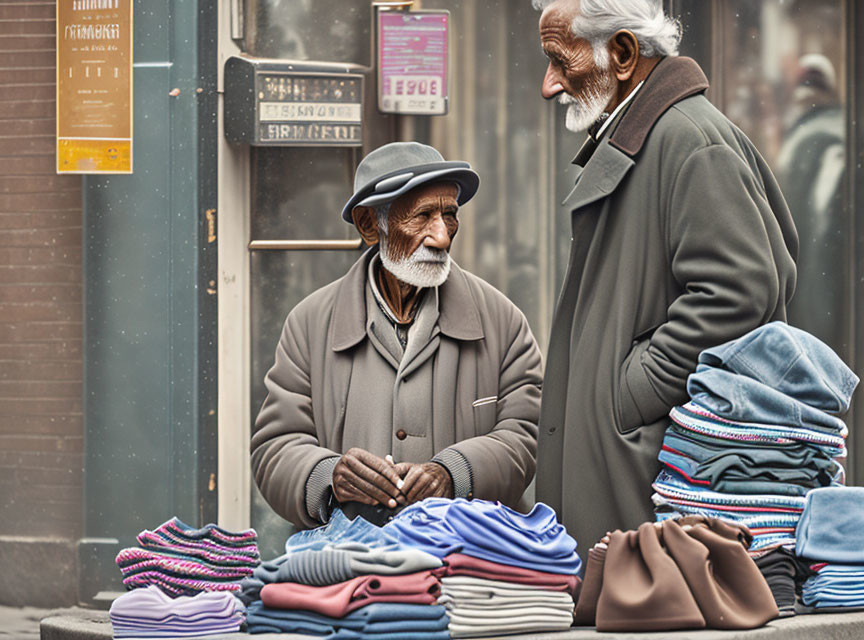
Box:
[223,57,365,147]
[56,0,133,174]
[256,73,363,145]
[377,10,449,115]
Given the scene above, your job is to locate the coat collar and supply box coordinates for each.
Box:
[563,57,709,211]
[608,56,709,157]
[330,246,484,351]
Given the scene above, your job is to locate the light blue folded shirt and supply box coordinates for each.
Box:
[384,498,582,575]
[796,487,864,562]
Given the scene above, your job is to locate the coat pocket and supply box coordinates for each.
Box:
[472,396,498,433]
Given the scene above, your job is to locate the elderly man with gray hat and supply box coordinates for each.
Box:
[251,142,543,530]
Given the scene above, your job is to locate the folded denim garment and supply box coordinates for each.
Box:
[688,366,849,435]
[246,601,449,637]
[384,498,581,575]
[110,585,245,638]
[796,487,864,562]
[260,571,440,617]
[671,403,847,455]
[697,322,858,415]
[285,509,403,554]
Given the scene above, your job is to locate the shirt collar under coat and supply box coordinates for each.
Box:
[329,245,484,352]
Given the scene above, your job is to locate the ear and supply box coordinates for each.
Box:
[351,206,380,246]
[608,29,640,82]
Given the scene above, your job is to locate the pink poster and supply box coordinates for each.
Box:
[377,10,449,115]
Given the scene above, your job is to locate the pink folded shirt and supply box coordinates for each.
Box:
[436,553,581,596]
[260,571,441,617]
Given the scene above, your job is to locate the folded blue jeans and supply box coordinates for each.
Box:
[796,487,864,561]
[285,510,402,554]
[697,321,858,414]
[688,366,848,435]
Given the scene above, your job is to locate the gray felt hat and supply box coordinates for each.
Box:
[341,142,480,223]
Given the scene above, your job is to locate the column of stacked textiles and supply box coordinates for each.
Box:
[383,498,582,638]
[110,517,259,637]
[240,509,450,638]
[796,487,864,611]
[651,322,858,615]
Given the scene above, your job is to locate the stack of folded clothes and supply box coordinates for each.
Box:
[652,323,858,616]
[652,323,854,547]
[796,487,864,611]
[109,585,245,638]
[384,497,582,638]
[116,517,260,596]
[244,509,449,638]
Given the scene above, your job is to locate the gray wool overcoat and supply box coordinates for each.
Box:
[536,57,799,550]
[252,247,543,530]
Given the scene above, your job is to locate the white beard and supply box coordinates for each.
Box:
[379,233,451,289]
[559,60,616,133]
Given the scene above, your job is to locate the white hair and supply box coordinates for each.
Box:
[374,203,390,234]
[533,0,681,58]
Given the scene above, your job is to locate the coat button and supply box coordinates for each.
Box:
[396,429,407,440]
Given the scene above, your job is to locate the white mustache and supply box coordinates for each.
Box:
[411,245,448,263]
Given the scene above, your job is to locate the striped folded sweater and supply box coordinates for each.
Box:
[116,517,260,596]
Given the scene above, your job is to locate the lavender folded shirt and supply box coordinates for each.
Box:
[110,585,245,638]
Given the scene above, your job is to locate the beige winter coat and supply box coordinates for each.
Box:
[252,247,543,530]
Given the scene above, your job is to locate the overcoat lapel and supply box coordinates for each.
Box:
[562,141,635,211]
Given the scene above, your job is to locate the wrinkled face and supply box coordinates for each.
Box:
[539,2,616,131]
[385,182,459,258]
[379,182,459,288]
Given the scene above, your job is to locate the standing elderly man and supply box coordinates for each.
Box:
[532,0,798,548]
[251,142,543,530]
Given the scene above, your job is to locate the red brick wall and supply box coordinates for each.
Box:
[0,1,83,541]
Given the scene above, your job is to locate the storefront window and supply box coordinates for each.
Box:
[676,0,849,359]
[243,0,565,554]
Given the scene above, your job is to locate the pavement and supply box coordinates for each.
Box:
[0,605,53,640]
[32,607,864,640]
[2,603,863,640]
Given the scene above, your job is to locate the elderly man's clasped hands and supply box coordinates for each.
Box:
[331,448,453,509]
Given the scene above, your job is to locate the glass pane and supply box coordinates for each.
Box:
[245,0,371,65]
[713,0,849,358]
[401,0,564,352]
[251,147,359,241]
[250,249,362,558]
[250,146,366,556]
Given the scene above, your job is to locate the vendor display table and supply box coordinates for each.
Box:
[40,609,864,640]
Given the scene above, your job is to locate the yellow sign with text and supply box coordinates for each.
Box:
[56,0,133,174]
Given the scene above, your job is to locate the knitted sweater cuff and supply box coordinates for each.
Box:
[305,456,340,523]
[432,448,474,499]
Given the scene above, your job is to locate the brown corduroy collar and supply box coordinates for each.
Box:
[608,56,709,157]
